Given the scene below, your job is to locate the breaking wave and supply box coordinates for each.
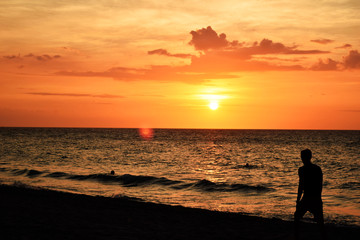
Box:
[0,167,273,193]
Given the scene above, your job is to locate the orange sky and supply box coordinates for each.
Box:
[0,0,359,130]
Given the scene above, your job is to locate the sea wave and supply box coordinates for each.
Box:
[231,164,262,169]
[190,179,273,192]
[340,182,360,190]
[0,167,273,193]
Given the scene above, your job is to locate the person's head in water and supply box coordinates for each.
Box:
[301,149,312,165]
[110,170,115,175]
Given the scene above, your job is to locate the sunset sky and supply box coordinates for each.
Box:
[1,0,359,129]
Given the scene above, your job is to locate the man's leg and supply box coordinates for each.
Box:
[314,209,327,240]
[294,203,306,240]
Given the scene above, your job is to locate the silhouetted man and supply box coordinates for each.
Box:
[294,149,326,240]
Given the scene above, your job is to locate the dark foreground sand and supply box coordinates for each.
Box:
[0,184,358,240]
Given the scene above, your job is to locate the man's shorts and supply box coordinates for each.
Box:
[295,197,324,222]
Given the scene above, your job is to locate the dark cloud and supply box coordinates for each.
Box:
[147,49,193,58]
[311,50,360,70]
[24,53,34,57]
[3,53,61,62]
[187,27,329,58]
[311,58,340,71]
[252,38,292,54]
[189,26,230,51]
[310,39,334,44]
[54,27,360,84]
[182,28,329,73]
[58,27,332,83]
[26,92,124,98]
[25,53,61,61]
[335,44,352,49]
[343,50,360,69]
[242,39,329,55]
[3,55,21,60]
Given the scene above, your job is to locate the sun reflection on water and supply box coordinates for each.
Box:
[138,127,153,141]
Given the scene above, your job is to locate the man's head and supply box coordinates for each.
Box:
[301,149,312,165]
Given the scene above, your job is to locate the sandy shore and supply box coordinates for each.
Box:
[0,184,358,240]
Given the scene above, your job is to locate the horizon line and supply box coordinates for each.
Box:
[0,126,358,131]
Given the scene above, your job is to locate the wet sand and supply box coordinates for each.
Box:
[0,184,358,240]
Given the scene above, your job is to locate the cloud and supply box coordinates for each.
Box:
[56,67,146,80]
[188,51,304,72]
[182,27,329,73]
[311,39,334,44]
[56,61,303,82]
[58,27,334,83]
[343,50,360,69]
[242,39,329,55]
[185,26,330,67]
[56,66,238,84]
[25,53,61,61]
[187,26,329,55]
[26,92,124,98]
[311,58,340,71]
[54,27,360,84]
[189,26,230,51]
[2,53,61,62]
[311,50,360,70]
[335,44,352,49]
[252,56,303,62]
[147,49,193,58]
[2,55,21,60]
[61,46,81,54]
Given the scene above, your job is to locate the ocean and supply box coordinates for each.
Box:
[0,127,359,226]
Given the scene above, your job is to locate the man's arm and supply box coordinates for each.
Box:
[296,168,304,204]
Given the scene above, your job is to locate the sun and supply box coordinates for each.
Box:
[209,101,219,110]
[199,91,227,111]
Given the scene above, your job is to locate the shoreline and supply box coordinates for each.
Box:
[1,184,359,240]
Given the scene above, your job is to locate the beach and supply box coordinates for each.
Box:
[1,184,359,240]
